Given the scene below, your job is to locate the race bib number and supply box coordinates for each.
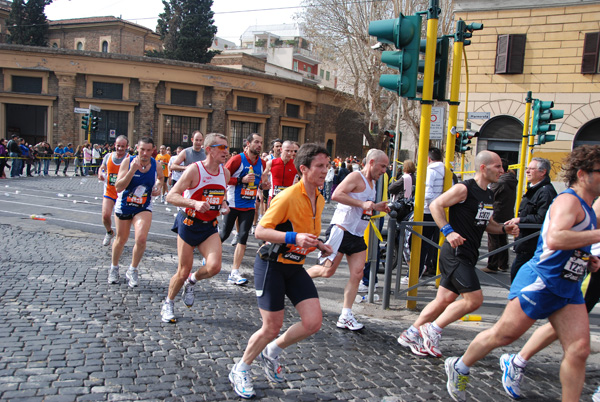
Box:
[361,209,373,221]
[108,173,117,186]
[281,245,317,263]
[561,249,590,282]
[475,203,493,225]
[201,188,225,211]
[273,185,286,196]
[241,184,257,200]
[126,185,148,207]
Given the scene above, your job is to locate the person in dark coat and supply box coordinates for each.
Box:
[505,157,557,281]
[483,159,518,273]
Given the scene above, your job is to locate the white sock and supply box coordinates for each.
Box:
[188,272,197,284]
[408,325,420,336]
[431,321,443,333]
[514,353,528,368]
[455,357,470,375]
[231,269,239,275]
[111,265,119,270]
[341,308,352,317]
[266,341,283,359]
[129,265,137,272]
[165,297,174,304]
[236,361,251,372]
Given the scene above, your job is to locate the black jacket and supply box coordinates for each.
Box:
[514,176,557,253]
[490,172,518,223]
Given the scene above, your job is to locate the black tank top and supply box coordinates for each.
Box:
[449,179,494,265]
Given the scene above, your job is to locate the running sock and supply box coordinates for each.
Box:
[231,269,240,275]
[188,273,197,284]
[431,321,443,333]
[107,229,114,235]
[265,341,283,360]
[514,353,528,369]
[455,357,470,375]
[341,308,352,317]
[408,326,420,336]
[111,265,119,270]
[128,265,137,271]
[236,361,251,372]
[166,297,174,303]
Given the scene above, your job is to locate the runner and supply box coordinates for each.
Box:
[262,140,298,207]
[108,136,164,288]
[98,135,129,246]
[160,133,231,323]
[155,145,170,204]
[229,143,333,399]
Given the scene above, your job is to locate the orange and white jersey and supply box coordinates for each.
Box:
[183,161,227,221]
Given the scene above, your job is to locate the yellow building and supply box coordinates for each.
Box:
[455,0,600,174]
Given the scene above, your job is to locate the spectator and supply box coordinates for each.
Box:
[7,134,22,178]
[53,143,64,175]
[92,144,102,175]
[19,139,32,177]
[421,148,445,276]
[33,141,45,176]
[73,145,84,176]
[334,162,350,187]
[0,138,7,178]
[83,143,93,176]
[324,161,335,203]
[483,159,517,273]
[41,142,52,176]
[63,143,74,176]
[389,160,416,200]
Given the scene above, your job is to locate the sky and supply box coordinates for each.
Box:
[45,0,305,45]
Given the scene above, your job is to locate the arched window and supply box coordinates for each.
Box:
[478,115,523,164]
[101,41,108,53]
[52,42,58,48]
[76,42,83,51]
[573,118,600,149]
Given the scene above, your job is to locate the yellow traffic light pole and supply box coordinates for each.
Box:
[515,91,532,215]
[527,107,536,166]
[406,3,439,309]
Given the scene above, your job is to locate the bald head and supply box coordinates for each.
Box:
[365,149,387,165]
[475,150,498,169]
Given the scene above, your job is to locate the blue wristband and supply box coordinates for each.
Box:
[441,224,454,237]
[285,231,298,245]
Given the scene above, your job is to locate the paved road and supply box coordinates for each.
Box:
[1,176,600,401]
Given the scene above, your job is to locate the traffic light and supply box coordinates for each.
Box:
[456,131,471,153]
[81,114,89,131]
[385,130,396,151]
[416,36,450,101]
[91,115,100,133]
[455,20,484,46]
[369,14,422,98]
[532,99,563,145]
[454,131,462,153]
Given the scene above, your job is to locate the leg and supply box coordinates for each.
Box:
[130,211,152,268]
[240,308,285,365]
[273,297,322,349]
[497,233,509,271]
[195,233,223,279]
[519,322,558,361]
[486,233,500,270]
[413,286,461,328]
[219,208,239,242]
[112,218,132,266]
[101,198,115,233]
[167,236,195,300]
[343,251,367,309]
[307,253,344,278]
[433,289,483,329]
[549,303,590,402]
[232,244,246,271]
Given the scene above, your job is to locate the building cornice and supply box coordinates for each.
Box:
[455,0,600,12]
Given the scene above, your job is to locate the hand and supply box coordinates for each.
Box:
[589,256,600,273]
[504,223,519,237]
[98,172,106,182]
[151,185,161,197]
[319,243,333,258]
[194,200,210,213]
[130,156,142,172]
[362,200,376,211]
[505,217,520,226]
[296,233,319,248]
[374,201,391,213]
[261,179,271,190]
[243,173,255,184]
[446,231,466,248]
[220,202,230,216]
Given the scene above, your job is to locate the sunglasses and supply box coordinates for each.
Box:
[209,144,229,150]
[589,169,600,173]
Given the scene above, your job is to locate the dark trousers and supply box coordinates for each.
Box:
[419,213,439,274]
[487,233,508,271]
[510,250,535,283]
[585,271,600,312]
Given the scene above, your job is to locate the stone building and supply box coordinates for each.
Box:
[454,0,600,173]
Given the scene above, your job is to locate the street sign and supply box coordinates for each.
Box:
[89,104,101,112]
[109,129,116,139]
[74,107,89,114]
[468,111,490,120]
[430,107,444,140]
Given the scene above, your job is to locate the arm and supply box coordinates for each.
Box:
[152,164,164,196]
[169,151,187,171]
[115,156,134,193]
[545,193,600,250]
[424,168,436,206]
[485,217,519,236]
[255,225,319,250]
[97,155,108,181]
[165,165,206,210]
[263,159,272,177]
[429,183,468,248]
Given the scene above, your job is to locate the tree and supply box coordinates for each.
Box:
[148,0,219,64]
[299,0,454,153]
[8,0,52,47]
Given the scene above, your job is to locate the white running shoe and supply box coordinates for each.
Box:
[107,267,119,284]
[445,356,469,402]
[161,299,176,323]
[500,353,524,399]
[336,311,364,331]
[397,330,428,357]
[229,365,255,399]
[231,234,239,246]
[358,282,369,293]
[182,277,195,308]
[258,351,284,383]
[420,323,442,357]
[125,268,139,288]
[593,385,600,402]
[102,231,114,246]
[228,271,248,285]
[400,276,409,285]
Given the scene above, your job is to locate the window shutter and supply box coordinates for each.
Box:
[582,32,600,74]
[495,35,509,74]
[508,34,526,74]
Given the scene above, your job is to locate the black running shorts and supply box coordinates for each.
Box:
[438,242,481,294]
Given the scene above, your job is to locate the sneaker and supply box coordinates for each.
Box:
[400,276,409,285]
[358,282,369,293]
[102,230,114,246]
[593,385,600,402]
[125,268,139,288]
[108,267,119,284]
[228,271,248,285]
[250,225,256,235]
[420,323,442,357]
[397,330,428,357]
[161,299,176,323]
[336,311,364,331]
[231,234,239,246]
[445,356,469,402]
[182,277,195,308]
[258,351,284,383]
[229,365,255,399]
[500,353,524,399]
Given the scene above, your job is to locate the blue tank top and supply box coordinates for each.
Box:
[529,188,596,299]
[227,152,263,209]
[115,156,157,214]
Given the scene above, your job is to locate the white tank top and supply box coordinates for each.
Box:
[182,162,227,221]
[330,172,376,236]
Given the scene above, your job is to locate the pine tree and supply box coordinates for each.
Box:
[149,0,218,63]
[7,0,27,45]
[7,0,51,47]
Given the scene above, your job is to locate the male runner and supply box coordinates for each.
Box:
[98,135,129,246]
[397,151,518,357]
[262,140,298,207]
[307,149,390,330]
[108,137,163,288]
[155,145,170,203]
[220,133,268,285]
[169,131,206,173]
[160,134,231,323]
[445,145,600,402]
